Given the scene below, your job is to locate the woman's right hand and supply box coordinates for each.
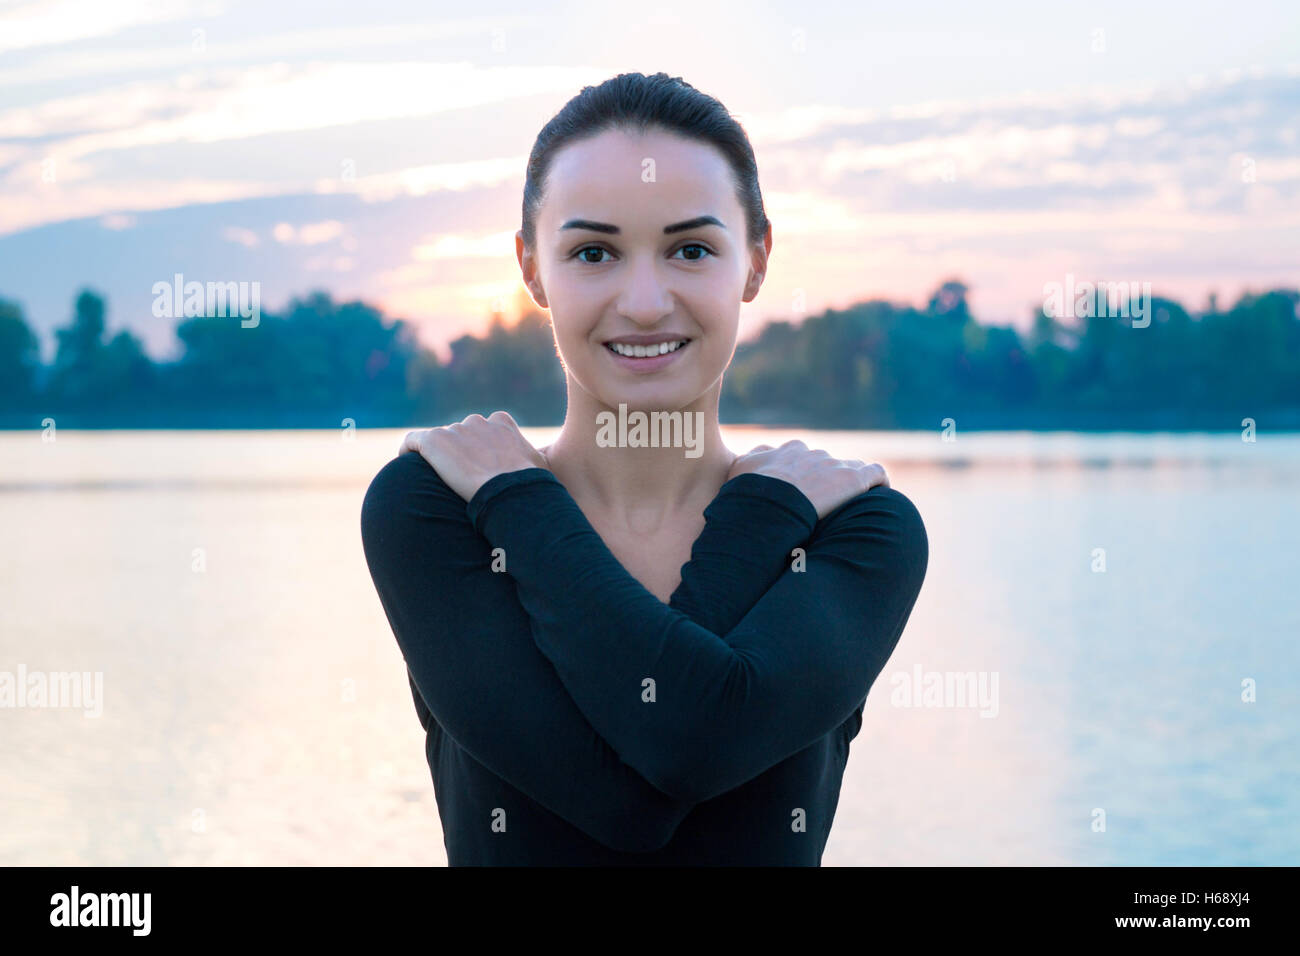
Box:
[727,440,890,521]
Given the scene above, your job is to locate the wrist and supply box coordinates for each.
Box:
[466,467,559,531]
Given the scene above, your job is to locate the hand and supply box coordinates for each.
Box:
[727,439,890,520]
[399,411,550,502]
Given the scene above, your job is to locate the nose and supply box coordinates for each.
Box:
[615,254,674,326]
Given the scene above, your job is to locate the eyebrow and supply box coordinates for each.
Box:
[558,215,726,235]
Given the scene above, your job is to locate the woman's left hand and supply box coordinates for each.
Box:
[399,411,550,502]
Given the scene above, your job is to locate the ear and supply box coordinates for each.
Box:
[517,230,550,309]
[741,223,772,303]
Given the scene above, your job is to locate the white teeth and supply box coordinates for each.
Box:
[608,339,687,358]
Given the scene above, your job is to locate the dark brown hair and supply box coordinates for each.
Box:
[521,71,769,251]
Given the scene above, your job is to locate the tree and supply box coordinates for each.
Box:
[44,289,154,413]
[0,298,40,409]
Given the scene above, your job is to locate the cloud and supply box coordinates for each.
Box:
[2,176,284,236]
[0,15,541,86]
[221,226,258,247]
[273,220,344,245]
[410,230,518,260]
[0,60,600,233]
[98,212,135,230]
[0,0,217,55]
[317,156,523,203]
[0,62,597,149]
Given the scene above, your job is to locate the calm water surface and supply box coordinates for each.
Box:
[1,428,1296,865]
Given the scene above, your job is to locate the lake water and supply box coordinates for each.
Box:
[1,427,1296,865]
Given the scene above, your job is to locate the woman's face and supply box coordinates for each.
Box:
[518,127,769,414]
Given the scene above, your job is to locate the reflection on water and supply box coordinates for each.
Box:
[1,429,1296,865]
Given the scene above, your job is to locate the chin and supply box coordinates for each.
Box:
[599,384,712,415]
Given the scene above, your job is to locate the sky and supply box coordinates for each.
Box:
[0,0,1298,362]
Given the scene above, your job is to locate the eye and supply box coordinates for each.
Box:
[570,243,716,265]
[573,245,614,264]
[673,243,715,262]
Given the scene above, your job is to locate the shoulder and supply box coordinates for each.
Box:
[359,452,489,603]
[817,485,929,575]
[360,451,465,541]
[852,484,925,528]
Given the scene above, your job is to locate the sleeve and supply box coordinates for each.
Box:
[466,466,929,804]
[667,472,821,635]
[359,451,695,853]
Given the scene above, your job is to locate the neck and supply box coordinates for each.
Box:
[543,381,737,528]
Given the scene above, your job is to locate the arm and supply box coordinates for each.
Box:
[668,472,820,634]
[467,467,928,804]
[360,451,694,853]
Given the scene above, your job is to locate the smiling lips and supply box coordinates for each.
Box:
[605,339,689,358]
[602,332,692,360]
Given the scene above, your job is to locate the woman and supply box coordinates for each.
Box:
[360,72,928,865]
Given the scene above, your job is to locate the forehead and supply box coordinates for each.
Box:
[541,128,738,227]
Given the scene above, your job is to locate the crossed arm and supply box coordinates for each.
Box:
[466,466,929,804]
[360,450,927,850]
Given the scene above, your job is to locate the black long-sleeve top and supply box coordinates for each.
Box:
[359,450,928,865]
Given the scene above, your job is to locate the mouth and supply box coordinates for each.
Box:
[601,336,693,373]
[603,338,691,359]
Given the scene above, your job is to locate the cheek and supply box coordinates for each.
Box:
[694,287,742,342]
[703,331,737,370]
[549,315,601,375]
[695,272,743,317]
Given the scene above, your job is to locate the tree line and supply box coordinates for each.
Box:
[1,280,1296,429]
